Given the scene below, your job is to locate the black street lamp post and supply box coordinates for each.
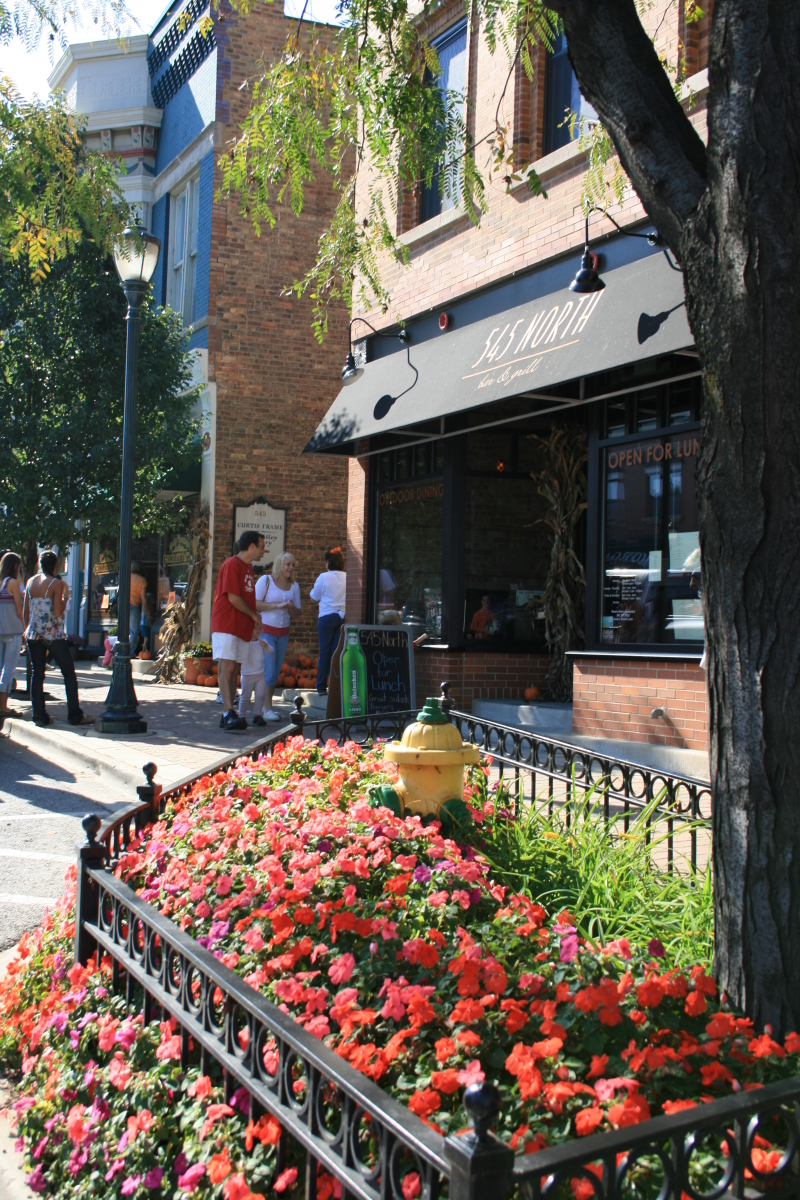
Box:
[95,227,161,735]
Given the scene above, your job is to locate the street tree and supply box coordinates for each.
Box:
[219,0,800,1031]
[0,240,201,572]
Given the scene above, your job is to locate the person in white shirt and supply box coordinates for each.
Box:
[309,547,346,694]
[238,624,271,726]
[254,551,301,721]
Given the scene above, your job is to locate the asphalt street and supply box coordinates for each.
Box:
[0,738,129,952]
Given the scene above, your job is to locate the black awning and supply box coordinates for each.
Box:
[306,249,692,453]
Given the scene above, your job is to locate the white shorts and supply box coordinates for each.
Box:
[211,632,246,663]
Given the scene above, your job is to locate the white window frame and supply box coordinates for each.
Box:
[167,173,200,325]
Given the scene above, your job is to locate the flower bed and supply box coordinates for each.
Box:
[1,736,799,1199]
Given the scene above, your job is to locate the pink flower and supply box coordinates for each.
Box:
[274,1167,299,1193]
[121,1176,142,1195]
[27,1165,46,1193]
[452,890,471,910]
[189,883,206,901]
[177,1163,206,1193]
[328,953,355,985]
[456,1059,485,1087]
[216,875,232,896]
[105,1159,125,1182]
[305,1015,331,1039]
[115,1021,137,1051]
[143,1167,164,1188]
[429,891,449,908]
[195,901,212,919]
[109,1055,132,1089]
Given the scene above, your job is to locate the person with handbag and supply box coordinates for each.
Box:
[23,549,87,727]
[0,551,24,724]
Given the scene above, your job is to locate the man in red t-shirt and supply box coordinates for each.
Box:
[211,530,264,729]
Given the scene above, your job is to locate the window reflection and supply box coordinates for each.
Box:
[601,434,702,644]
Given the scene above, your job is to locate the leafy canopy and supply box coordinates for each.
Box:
[0,240,202,554]
[217,0,690,338]
[0,78,131,281]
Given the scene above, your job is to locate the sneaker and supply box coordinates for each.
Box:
[263,709,281,722]
[223,711,248,731]
[215,691,224,704]
[252,714,266,727]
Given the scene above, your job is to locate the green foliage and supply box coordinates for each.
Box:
[470,766,714,968]
[0,0,130,50]
[0,78,129,280]
[0,240,201,556]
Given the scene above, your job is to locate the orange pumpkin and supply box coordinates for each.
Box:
[138,650,152,660]
[205,676,216,686]
[524,686,541,701]
[196,673,208,686]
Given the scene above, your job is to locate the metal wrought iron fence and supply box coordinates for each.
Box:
[438,686,711,874]
[71,717,799,1200]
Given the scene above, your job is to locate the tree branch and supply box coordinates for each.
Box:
[548,0,708,254]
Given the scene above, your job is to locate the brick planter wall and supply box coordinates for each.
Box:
[571,657,709,750]
[414,650,550,713]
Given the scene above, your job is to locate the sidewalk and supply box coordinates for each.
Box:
[0,660,303,794]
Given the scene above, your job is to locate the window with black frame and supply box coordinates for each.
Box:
[599,378,703,647]
[419,20,468,223]
[374,443,445,638]
[463,427,554,650]
[543,31,598,155]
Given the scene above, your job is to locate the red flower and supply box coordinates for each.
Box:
[434,1037,456,1063]
[208,1149,232,1184]
[684,991,708,1017]
[430,1069,460,1094]
[587,1054,608,1080]
[636,979,665,1008]
[662,1099,697,1114]
[700,1062,734,1086]
[407,1088,441,1118]
[748,1034,785,1059]
[608,1093,651,1127]
[575,1107,604,1137]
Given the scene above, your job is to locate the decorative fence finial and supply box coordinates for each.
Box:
[440,681,453,715]
[290,696,306,732]
[82,813,103,845]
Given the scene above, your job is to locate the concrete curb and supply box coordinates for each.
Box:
[1,718,144,791]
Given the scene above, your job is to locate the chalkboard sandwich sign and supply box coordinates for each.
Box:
[338,624,415,717]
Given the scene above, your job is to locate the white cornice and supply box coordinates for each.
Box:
[48,35,150,91]
[82,106,163,130]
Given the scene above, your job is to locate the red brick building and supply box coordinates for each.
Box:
[309,0,714,750]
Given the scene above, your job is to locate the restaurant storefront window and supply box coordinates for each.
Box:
[599,377,703,646]
[375,444,444,637]
[463,428,552,649]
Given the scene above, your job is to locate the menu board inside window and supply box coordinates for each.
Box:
[601,434,703,645]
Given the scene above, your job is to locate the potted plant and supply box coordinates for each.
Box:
[183,641,213,684]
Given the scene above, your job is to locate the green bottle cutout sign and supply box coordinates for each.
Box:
[341,626,367,717]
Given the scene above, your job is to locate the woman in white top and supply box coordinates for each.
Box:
[309,547,346,694]
[254,550,301,721]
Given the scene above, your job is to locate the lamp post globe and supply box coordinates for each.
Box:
[95,225,161,735]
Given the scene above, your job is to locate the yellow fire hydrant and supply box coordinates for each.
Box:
[372,697,480,825]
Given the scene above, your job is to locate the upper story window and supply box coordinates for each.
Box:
[543,32,597,156]
[419,19,468,224]
[167,174,200,325]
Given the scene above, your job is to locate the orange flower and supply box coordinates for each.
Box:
[208,1149,232,1184]
[608,1093,651,1128]
[684,991,707,1017]
[587,1054,608,1080]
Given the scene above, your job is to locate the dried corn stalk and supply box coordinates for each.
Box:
[531,426,587,701]
[155,502,211,683]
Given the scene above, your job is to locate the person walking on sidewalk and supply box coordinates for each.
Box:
[256,550,301,721]
[129,562,148,657]
[211,531,264,731]
[309,547,346,694]
[23,549,86,727]
[0,551,25,725]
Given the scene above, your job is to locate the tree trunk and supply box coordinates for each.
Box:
[685,0,800,1033]
[551,0,800,1029]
